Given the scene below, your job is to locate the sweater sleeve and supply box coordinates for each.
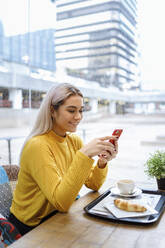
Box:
[84,162,108,191]
[24,139,94,212]
[73,135,108,191]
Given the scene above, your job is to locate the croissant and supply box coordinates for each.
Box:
[114,198,147,212]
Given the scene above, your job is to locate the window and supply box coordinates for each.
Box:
[0,0,56,164]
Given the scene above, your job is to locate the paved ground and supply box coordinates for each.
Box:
[0,113,165,192]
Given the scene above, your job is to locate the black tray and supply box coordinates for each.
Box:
[84,189,165,224]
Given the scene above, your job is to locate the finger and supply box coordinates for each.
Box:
[99,140,115,149]
[100,149,117,161]
[106,152,117,161]
[108,147,118,158]
[98,150,109,158]
[114,140,118,152]
[99,147,113,157]
[109,136,118,145]
[99,141,118,156]
[99,136,112,141]
[98,155,108,160]
[99,152,108,159]
[100,150,109,155]
[109,135,118,139]
[104,145,116,154]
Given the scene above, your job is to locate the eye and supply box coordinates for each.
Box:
[68,110,75,113]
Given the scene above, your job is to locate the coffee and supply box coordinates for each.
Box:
[117,179,135,195]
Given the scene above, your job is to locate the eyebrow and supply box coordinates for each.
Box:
[66,105,84,109]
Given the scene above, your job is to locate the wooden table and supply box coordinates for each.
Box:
[10,187,165,248]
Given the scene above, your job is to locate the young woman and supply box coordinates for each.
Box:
[8,83,118,235]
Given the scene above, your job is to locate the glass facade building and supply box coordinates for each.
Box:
[1,28,56,72]
[0,19,56,109]
[56,0,139,90]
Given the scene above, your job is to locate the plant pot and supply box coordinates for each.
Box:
[156,178,165,190]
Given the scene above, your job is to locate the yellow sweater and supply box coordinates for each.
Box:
[10,130,108,226]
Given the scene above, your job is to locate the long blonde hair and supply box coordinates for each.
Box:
[25,83,83,144]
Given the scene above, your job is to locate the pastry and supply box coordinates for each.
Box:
[114,198,147,212]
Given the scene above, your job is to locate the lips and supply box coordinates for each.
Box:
[69,122,79,127]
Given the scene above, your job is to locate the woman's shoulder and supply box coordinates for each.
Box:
[31,133,47,141]
[25,133,49,149]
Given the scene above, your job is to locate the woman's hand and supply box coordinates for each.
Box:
[80,136,118,159]
[98,140,118,168]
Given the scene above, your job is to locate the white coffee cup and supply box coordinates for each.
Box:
[117,179,135,195]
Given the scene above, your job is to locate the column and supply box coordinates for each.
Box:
[90,98,98,113]
[109,101,116,114]
[134,103,142,114]
[9,88,23,109]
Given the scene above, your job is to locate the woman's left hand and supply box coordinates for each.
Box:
[98,140,118,168]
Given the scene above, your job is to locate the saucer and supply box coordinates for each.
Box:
[110,186,142,198]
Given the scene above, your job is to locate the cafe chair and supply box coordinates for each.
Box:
[0,165,21,247]
[1,165,20,194]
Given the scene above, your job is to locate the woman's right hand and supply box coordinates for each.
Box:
[80,136,117,158]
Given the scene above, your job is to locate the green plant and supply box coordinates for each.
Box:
[144,150,165,179]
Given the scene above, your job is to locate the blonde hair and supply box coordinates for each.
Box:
[25,83,83,143]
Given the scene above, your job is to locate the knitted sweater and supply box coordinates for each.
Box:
[10,130,108,226]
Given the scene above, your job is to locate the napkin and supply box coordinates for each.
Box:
[104,197,158,219]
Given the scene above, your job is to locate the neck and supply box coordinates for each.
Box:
[52,128,66,137]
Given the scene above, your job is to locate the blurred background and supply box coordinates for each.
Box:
[0,0,164,189]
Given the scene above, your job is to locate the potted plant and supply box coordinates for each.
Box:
[144,150,165,190]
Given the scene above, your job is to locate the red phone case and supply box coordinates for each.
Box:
[109,129,123,145]
[98,129,123,158]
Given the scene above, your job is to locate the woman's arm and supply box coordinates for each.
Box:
[84,163,108,191]
[25,139,94,212]
[82,138,118,191]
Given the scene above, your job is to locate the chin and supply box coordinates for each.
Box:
[68,127,77,133]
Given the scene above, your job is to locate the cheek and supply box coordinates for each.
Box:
[57,114,68,124]
[52,112,62,124]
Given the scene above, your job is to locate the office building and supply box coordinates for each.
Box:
[2,28,56,72]
[0,21,4,61]
[0,22,56,109]
[56,0,139,90]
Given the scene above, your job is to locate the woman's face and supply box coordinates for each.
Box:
[52,95,84,137]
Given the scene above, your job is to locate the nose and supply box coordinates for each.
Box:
[74,111,82,120]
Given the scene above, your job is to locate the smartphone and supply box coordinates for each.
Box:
[109,129,123,145]
[98,129,123,158]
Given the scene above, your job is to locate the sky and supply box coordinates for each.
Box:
[0,0,56,35]
[138,0,165,91]
[0,0,165,91]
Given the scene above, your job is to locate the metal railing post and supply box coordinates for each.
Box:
[0,136,25,165]
[82,129,86,143]
[7,138,12,164]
